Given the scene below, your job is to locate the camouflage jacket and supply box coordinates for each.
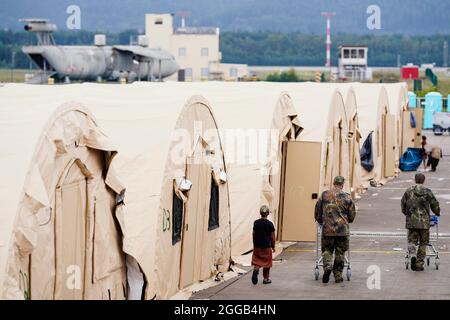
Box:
[401,184,440,229]
[314,187,356,236]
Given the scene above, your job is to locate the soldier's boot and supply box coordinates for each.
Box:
[410,256,417,271]
[334,245,346,283]
[415,258,425,271]
[415,264,424,271]
[334,272,344,284]
[322,269,332,284]
[322,249,333,284]
[416,244,426,271]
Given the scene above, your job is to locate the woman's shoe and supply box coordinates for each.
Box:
[263,278,272,284]
[251,270,259,285]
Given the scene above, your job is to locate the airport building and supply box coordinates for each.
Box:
[145,13,248,81]
[337,45,372,81]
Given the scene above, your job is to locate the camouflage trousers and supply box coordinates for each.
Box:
[407,228,430,267]
[321,236,349,279]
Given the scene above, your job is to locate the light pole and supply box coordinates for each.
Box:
[321,12,336,81]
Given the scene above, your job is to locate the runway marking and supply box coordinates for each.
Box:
[349,231,450,239]
[373,187,450,191]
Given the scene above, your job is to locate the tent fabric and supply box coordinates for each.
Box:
[347,83,391,187]
[0,83,232,300]
[311,83,364,195]
[0,99,126,299]
[384,83,409,168]
[271,83,350,193]
[399,148,422,172]
[410,112,416,129]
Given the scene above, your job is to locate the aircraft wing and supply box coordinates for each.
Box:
[113,46,171,62]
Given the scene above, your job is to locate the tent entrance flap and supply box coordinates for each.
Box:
[279,141,321,242]
[54,162,88,300]
[383,114,396,178]
[179,162,210,289]
[402,111,415,154]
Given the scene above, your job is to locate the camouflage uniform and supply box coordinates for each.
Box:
[314,185,356,280]
[401,184,440,268]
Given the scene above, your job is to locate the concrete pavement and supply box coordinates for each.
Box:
[192,132,450,300]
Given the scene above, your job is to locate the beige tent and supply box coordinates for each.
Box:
[308,83,364,197]
[351,83,395,187]
[0,98,127,300]
[155,82,302,259]
[335,85,363,196]
[264,83,350,242]
[0,83,232,300]
[383,83,416,157]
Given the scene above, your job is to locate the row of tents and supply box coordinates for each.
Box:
[0,81,420,300]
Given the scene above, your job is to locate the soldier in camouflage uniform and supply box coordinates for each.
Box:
[314,176,356,283]
[401,173,440,271]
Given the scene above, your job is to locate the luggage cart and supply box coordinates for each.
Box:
[314,223,351,281]
[405,215,440,270]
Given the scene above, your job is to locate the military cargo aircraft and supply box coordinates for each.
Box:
[21,19,179,84]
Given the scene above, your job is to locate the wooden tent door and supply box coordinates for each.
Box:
[402,111,415,154]
[348,116,358,191]
[179,163,210,289]
[279,141,321,242]
[383,114,396,177]
[54,162,88,300]
[413,108,424,148]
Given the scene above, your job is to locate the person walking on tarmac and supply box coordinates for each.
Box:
[314,176,356,283]
[426,145,443,172]
[401,173,440,271]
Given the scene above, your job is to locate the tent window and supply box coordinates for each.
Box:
[172,191,184,245]
[208,177,219,231]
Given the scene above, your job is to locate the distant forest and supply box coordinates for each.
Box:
[0,30,448,68]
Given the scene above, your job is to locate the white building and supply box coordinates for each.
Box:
[145,13,248,81]
[338,45,372,81]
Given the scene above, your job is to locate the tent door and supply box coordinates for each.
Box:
[348,118,357,191]
[279,141,321,242]
[179,163,209,289]
[402,111,415,154]
[54,162,88,300]
[413,108,424,148]
[383,114,396,177]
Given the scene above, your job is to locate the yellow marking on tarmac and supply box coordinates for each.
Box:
[285,248,450,255]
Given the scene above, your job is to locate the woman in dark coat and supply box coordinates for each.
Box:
[251,205,276,285]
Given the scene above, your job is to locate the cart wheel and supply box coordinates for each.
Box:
[436,258,440,270]
[346,268,351,281]
[427,258,430,266]
[314,267,320,280]
[405,258,409,270]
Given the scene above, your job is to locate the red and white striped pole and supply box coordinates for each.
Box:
[321,12,336,80]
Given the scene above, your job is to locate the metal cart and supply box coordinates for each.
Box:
[314,223,352,281]
[405,215,440,270]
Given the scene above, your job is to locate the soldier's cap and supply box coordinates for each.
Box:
[333,176,345,185]
[260,205,270,217]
